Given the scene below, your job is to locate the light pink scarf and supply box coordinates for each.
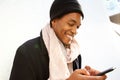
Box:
[42,23,80,80]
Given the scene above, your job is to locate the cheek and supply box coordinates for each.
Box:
[53,26,63,40]
[55,22,70,42]
[55,24,65,36]
[59,29,70,43]
[57,29,65,39]
[55,28,66,41]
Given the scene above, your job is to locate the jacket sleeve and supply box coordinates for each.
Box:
[9,46,35,80]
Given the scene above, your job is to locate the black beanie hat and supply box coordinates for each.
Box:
[50,0,84,21]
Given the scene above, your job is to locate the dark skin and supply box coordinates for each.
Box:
[51,12,81,48]
[51,12,107,80]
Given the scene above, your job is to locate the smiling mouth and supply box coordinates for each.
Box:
[66,35,73,44]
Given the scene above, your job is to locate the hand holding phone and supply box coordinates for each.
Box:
[96,67,116,76]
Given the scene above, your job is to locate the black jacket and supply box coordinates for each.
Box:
[9,32,82,80]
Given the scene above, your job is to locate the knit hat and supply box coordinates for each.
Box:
[50,0,84,21]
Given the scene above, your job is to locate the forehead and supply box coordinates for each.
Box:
[61,12,81,24]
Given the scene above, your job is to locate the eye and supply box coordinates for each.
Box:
[68,22,75,27]
[68,23,80,29]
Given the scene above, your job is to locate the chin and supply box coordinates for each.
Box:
[63,42,70,48]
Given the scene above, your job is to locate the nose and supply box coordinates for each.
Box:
[71,26,77,35]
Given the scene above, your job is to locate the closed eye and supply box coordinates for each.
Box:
[67,19,80,29]
[68,23,75,27]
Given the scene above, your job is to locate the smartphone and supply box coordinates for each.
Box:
[96,67,116,76]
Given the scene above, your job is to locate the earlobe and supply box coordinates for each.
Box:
[51,20,56,28]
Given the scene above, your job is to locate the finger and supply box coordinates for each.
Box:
[75,69,90,76]
[94,75,107,80]
[85,65,91,71]
[85,65,100,75]
[83,75,107,80]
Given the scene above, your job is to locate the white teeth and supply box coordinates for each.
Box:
[68,40,72,44]
[67,35,73,40]
[66,35,73,44]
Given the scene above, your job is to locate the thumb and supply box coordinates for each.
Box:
[75,69,90,76]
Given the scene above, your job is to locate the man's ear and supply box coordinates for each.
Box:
[51,19,56,28]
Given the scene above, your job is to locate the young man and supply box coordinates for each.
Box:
[10,0,107,80]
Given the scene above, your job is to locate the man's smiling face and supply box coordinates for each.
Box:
[51,12,82,46]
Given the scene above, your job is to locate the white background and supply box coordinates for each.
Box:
[0,0,120,80]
